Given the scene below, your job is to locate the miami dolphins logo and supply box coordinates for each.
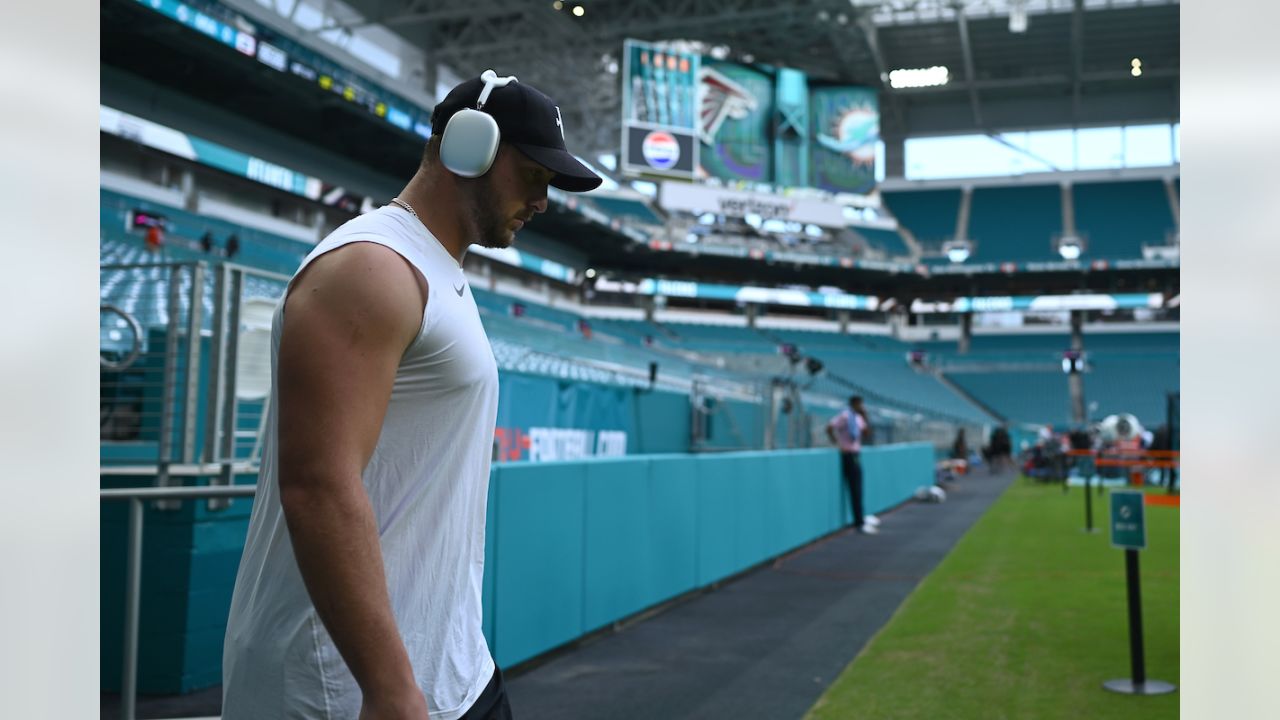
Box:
[817,104,879,165]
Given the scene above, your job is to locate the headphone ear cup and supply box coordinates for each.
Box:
[440,109,501,178]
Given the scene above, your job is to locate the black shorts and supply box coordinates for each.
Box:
[460,664,513,720]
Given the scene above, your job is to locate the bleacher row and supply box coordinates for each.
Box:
[924,333,1180,427]
[881,178,1178,262]
[100,187,1179,429]
[598,177,1179,263]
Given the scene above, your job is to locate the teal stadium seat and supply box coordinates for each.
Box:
[966,185,1062,263]
[936,332,1178,426]
[1073,180,1175,259]
[880,189,961,248]
[851,226,910,258]
[585,196,665,227]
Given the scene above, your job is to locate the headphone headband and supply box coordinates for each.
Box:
[476,69,518,110]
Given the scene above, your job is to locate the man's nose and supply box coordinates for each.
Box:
[530,193,549,215]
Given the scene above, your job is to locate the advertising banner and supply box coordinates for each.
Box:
[632,278,878,310]
[620,38,880,198]
[657,181,848,228]
[621,40,700,179]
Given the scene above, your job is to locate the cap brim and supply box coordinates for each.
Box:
[513,143,603,192]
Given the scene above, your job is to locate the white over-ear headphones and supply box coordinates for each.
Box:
[440,69,519,178]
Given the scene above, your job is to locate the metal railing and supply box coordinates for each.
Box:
[102,484,259,720]
[101,257,289,499]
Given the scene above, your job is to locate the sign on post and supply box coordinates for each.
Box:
[1110,490,1146,550]
[1103,489,1175,696]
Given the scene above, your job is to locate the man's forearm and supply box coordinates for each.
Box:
[281,478,418,698]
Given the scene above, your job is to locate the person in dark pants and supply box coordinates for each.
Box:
[951,428,969,461]
[827,395,876,534]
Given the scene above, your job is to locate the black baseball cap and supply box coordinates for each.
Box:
[431,74,603,193]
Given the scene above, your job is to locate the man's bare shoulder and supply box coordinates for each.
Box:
[286,241,426,348]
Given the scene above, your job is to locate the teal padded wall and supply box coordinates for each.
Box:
[490,461,587,668]
[633,390,692,454]
[103,444,934,690]
[582,457,698,632]
[861,443,936,515]
[101,470,257,694]
[487,445,929,667]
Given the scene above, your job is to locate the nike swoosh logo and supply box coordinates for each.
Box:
[453,282,466,297]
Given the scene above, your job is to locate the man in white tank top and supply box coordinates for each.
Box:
[222,73,600,720]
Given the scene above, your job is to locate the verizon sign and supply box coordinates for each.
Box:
[658,181,848,228]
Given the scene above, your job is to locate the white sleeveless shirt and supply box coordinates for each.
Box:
[223,206,499,720]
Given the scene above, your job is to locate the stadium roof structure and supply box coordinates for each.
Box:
[323,0,1179,156]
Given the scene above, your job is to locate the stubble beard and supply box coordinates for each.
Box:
[463,175,516,250]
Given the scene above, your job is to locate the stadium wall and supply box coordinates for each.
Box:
[101,445,934,691]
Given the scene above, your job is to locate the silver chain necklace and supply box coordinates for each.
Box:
[389,197,419,220]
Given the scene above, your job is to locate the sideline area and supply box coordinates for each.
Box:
[504,470,1014,719]
[806,481,1179,720]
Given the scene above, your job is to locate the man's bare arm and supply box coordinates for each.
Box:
[275,242,429,717]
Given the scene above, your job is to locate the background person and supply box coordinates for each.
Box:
[827,395,877,534]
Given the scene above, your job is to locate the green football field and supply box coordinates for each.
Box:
[806,480,1179,720]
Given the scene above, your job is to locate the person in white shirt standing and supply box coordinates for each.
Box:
[222,71,601,720]
[827,395,877,534]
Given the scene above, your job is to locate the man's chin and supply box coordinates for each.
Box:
[478,231,517,250]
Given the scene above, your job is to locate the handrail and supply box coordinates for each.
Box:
[101,485,258,501]
[103,485,258,720]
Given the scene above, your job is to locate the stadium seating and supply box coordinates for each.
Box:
[101,188,311,276]
[935,332,1178,427]
[851,226,910,257]
[100,183,1176,432]
[584,195,665,228]
[947,371,1072,425]
[966,184,1062,263]
[1072,179,1176,258]
[879,188,961,247]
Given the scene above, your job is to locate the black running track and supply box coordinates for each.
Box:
[503,470,1014,720]
[101,471,1013,719]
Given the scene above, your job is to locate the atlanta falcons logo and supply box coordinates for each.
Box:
[698,67,758,144]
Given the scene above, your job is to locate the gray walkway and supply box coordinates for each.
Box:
[504,470,1014,720]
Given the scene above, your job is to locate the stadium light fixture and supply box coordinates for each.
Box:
[573,5,584,16]
[1009,1,1028,33]
[552,1,562,10]
[1059,243,1082,260]
[888,66,950,89]
[942,238,972,263]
